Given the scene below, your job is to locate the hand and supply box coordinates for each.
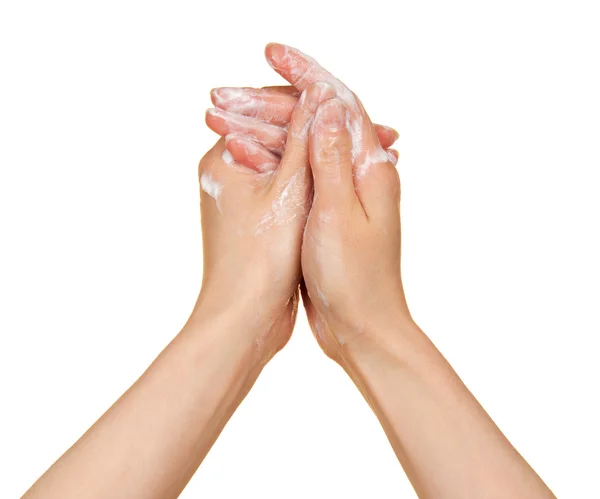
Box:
[203,43,409,361]
[206,86,399,172]
[194,81,338,363]
[259,44,412,363]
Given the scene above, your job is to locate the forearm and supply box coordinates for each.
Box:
[23,304,264,499]
[340,316,555,499]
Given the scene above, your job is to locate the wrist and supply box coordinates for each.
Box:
[181,308,258,369]
[336,312,428,374]
[186,287,295,367]
[315,280,412,349]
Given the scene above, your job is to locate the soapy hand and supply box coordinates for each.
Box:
[301,95,409,361]
[195,80,338,362]
[263,44,410,360]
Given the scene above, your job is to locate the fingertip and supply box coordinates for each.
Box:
[312,98,349,137]
[209,89,218,106]
[210,88,231,108]
[387,149,399,166]
[265,42,288,69]
[210,87,251,109]
[386,125,400,142]
[225,133,280,173]
[205,108,218,129]
[378,124,400,143]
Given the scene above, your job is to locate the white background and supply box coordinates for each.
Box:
[1,1,599,497]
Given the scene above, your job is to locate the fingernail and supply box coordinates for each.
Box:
[387,150,399,166]
[316,99,347,132]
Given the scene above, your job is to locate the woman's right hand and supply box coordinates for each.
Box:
[255,45,413,362]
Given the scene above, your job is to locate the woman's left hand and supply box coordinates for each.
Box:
[194,81,338,363]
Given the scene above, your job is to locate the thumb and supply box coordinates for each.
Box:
[274,81,337,188]
[309,98,356,207]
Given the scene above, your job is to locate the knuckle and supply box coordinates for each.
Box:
[198,139,224,176]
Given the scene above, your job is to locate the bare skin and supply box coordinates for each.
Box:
[22,76,336,499]
[22,43,555,499]
[209,43,556,499]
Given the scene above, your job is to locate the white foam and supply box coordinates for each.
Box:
[316,284,329,308]
[222,149,234,164]
[254,169,307,234]
[213,88,265,116]
[272,44,393,177]
[200,173,223,213]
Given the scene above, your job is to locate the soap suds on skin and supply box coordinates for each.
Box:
[293,82,336,141]
[200,173,223,213]
[254,169,307,235]
[212,88,267,117]
[316,284,329,308]
[226,135,281,174]
[222,149,235,165]
[212,87,296,123]
[227,135,263,157]
[207,107,287,156]
[313,318,327,345]
[268,44,390,177]
[318,208,334,226]
[357,146,392,178]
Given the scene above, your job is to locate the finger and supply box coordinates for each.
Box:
[375,124,400,149]
[205,108,287,155]
[211,86,398,150]
[261,85,300,96]
[308,98,356,207]
[225,133,279,173]
[212,86,397,145]
[387,149,399,166]
[265,43,343,94]
[211,87,297,126]
[274,81,337,188]
[265,43,390,177]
